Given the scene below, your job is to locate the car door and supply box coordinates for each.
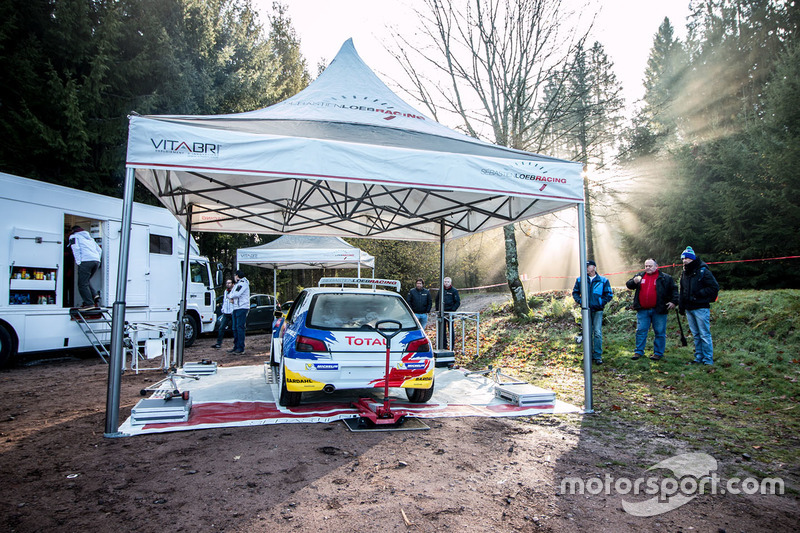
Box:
[247,295,260,331]
[247,295,270,331]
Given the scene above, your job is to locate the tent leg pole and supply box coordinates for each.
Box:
[104,167,136,437]
[577,203,593,413]
[438,220,446,350]
[273,269,277,305]
[175,204,193,369]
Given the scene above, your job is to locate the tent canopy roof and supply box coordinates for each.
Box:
[126,39,583,242]
[237,235,374,270]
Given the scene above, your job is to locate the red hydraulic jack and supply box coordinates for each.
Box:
[352,320,410,426]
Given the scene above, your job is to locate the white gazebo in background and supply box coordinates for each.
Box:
[236,235,375,302]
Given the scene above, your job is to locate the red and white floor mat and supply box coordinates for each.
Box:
[118,364,581,436]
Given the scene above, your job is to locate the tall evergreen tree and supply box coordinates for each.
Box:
[538,41,624,258]
[267,1,310,103]
[641,17,685,142]
[620,17,687,162]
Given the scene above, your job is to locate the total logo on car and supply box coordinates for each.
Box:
[271,278,434,407]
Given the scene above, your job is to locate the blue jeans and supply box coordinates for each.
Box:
[589,310,603,361]
[686,308,713,364]
[635,309,667,357]
[232,309,248,352]
[216,313,231,345]
[415,313,428,328]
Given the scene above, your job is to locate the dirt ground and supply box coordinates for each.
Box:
[1,296,798,532]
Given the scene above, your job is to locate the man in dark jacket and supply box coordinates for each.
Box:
[679,246,719,365]
[407,278,432,328]
[572,261,613,365]
[435,277,461,348]
[626,258,679,361]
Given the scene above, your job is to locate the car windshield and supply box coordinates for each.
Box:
[308,293,416,330]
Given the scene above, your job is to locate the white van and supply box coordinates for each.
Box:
[0,172,217,366]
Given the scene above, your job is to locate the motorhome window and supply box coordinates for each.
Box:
[149,234,172,255]
[190,261,209,285]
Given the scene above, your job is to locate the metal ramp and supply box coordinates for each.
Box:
[69,307,115,363]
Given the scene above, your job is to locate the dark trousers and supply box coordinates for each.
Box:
[232,309,248,351]
[216,313,232,345]
[443,315,455,349]
[77,260,100,306]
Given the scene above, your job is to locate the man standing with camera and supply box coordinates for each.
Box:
[626,258,678,361]
[572,261,613,365]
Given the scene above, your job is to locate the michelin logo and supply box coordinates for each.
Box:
[398,362,426,370]
[306,363,339,371]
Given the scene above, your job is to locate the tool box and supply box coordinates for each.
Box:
[130,396,192,425]
[494,383,556,407]
[182,360,218,375]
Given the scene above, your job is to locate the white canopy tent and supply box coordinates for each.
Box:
[106,39,594,435]
[236,235,376,302]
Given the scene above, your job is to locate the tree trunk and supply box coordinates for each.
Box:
[503,224,530,317]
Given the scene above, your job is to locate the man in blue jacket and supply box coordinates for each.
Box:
[572,260,614,365]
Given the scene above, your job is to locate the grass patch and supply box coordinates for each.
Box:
[456,289,800,468]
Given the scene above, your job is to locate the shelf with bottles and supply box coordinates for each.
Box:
[9,290,57,305]
[9,266,57,291]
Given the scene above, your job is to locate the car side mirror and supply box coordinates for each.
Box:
[215,270,223,287]
[274,310,283,318]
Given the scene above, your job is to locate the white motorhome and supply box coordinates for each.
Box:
[0,172,218,366]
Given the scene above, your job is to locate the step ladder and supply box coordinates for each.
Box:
[69,307,118,363]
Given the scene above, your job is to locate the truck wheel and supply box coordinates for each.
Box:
[0,325,16,368]
[183,315,198,347]
[405,381,435,403]
[278,362,301,407]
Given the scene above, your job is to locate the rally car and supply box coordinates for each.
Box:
[270,278,435,407]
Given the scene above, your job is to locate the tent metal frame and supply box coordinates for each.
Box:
[144,169,554,239]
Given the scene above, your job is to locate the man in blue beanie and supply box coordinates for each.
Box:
[572,260,613,365]
[679,246,719,365]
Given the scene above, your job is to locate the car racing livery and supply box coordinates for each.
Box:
[270,279,434,407]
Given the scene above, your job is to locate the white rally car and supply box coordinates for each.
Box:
[271,278,435,407]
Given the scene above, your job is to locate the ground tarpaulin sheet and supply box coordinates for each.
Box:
[118,364,581,436]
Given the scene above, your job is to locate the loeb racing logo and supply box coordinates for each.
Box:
[288,94,426,122]
[481,161,566,191]
[150,138,221,157]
